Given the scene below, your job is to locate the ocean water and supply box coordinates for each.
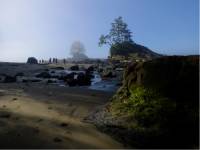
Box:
[51,69,120,92]
[89,80,119,92]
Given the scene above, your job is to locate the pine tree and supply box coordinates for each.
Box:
[99,16,133,47]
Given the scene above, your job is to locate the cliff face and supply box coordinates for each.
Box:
[122,56,199,103]
[88,56,199,148]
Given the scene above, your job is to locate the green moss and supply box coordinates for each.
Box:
[111,86,176,131]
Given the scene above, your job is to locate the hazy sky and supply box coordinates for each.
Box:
[0,0,199,62]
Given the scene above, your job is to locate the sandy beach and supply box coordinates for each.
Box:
[0,82,123,148]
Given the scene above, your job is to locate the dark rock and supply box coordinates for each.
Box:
[67,79,77,87]
[36,72,51,78]
[70,65,79,71]
[86,66,94,72]
[4,75,16,83]
[0,111,11,118]
[27,57,38,64]
[15,72,24,77]
[64,72,92,86]
[102,71,116,78]
[77,72,91,86]
[22,79,28,83]
[12,98,18,101]
[98,68,104,73]
[60,122,68,127]
[47,79,57,84]
[52,67,65,70]
[64,73,77,86]
[37,119,43,122]
[53,137,62,142]
[31,79,42,82]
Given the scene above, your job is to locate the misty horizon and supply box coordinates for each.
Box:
[0,0,199,62]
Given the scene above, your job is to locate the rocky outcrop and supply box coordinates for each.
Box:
[87,56,199,148]
[27,57,38,64]
[110,42,161,60]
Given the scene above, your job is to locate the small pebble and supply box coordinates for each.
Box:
[60,122,68,127]
[54,137,62,142]
[12,98,18,101]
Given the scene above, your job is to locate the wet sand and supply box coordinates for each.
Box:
[0,83,123,149]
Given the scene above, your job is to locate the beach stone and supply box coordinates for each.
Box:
[60,122,68,127]
[12,97,18,101]
[53,137,62,142]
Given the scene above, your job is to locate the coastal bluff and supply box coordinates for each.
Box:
[87,56,199,148]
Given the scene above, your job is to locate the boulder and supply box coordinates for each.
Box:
[27,57,38,64]
[64,72,77,86]
[64,72,92,86]
[70,65,79,71]
[102,71,116,78]
[86,66,94,72]
[77,72,91,86]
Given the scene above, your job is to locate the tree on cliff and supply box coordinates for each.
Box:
[99,16,133,47]
[98,17,160,59]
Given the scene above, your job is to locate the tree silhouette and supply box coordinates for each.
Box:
[99,16,133,47]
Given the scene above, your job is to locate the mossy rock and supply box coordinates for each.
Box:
[106,56,199,148]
